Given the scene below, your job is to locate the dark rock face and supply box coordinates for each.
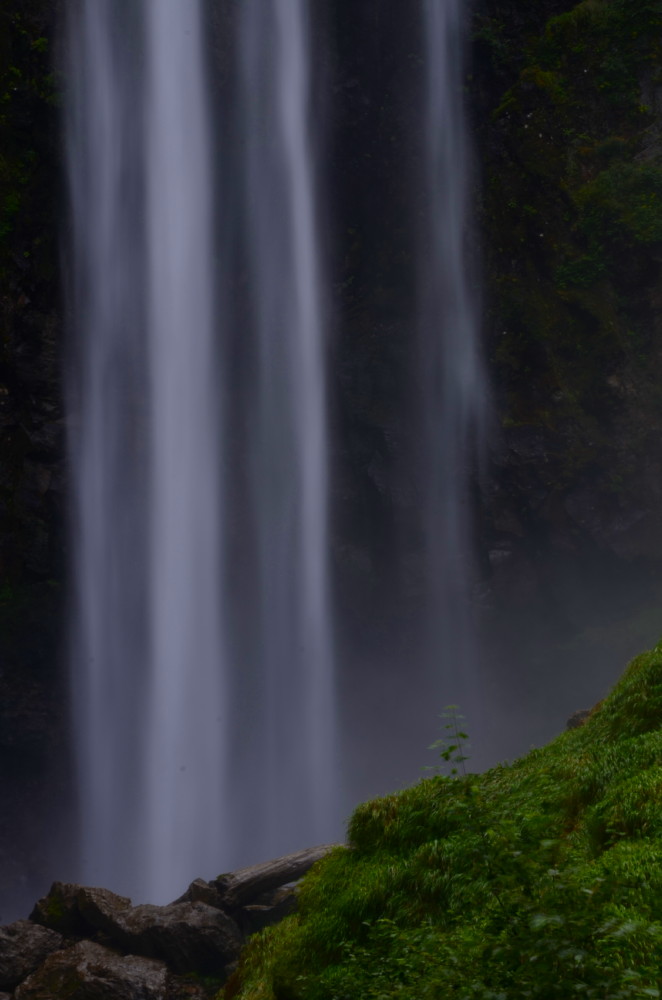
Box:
[0,0,70,923]
[0,919,63,991]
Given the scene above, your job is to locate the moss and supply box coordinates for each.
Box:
[225,640,662,999]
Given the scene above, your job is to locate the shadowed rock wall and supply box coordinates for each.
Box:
[0,0,70,921]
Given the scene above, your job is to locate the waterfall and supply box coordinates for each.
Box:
[66,0,225,902]
[66,0,336,902]
[418,1,485,726]
[67,0,149,897]
[64,0,481,903]
[142,0,225,901]
[234,0,337,856]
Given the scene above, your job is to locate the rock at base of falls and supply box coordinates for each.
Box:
[0,920,63,991]
[11,844,340,998]
[77,886,242,974]
[14,941,170,1000]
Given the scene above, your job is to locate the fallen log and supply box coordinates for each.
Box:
[213,844,341,909]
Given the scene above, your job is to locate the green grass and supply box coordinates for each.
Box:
[224,640,662,999]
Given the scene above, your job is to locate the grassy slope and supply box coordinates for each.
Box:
[225,642,662,999]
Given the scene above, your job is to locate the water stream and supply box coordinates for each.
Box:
[66,0,335,903]
[65,0,480,903]
[418,0,485,731]
[236,0,338,857]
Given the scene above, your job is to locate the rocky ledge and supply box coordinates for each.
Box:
[0,844,337,999]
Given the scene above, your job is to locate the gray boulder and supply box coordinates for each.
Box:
[75,885,132,934]
[173,877,227,910]
[0,920,63,991]
[14,940,169,1000]
[77,886,243,975]
[30,881,92,937]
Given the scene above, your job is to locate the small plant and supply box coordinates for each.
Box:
[427,704,470,777]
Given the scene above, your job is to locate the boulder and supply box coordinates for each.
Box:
[172,874,299,934]
[76,886,243,975]
[12,846,339,992]
[14,940,168,1000]
[0,920,63,990]
[30,881,92,937]
[75,885,132,935]
[173,877,227,910]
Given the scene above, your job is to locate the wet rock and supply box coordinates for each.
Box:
[30,881,91,937]
[14,940,168,1000]
[122,901,242,975]
[13,849,340,994]
[173,873,299,935]
[173,877,227,910]
[76,886,243,975]
[0,920,63,990]
[75,885,132,933]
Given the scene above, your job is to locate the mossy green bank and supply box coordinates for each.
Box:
[225,640,662,999]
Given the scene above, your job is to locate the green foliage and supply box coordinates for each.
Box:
[575,162,662,246]
[427,705,470,776]
[225,640,662,1000]
[480,0,662,454]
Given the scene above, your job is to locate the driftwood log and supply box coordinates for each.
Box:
[213,844,339,909]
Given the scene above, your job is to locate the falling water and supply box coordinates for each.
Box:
[234,0,338,857]
[142,0,225,900]
[66,0,335,902]
[418,1,485,726]
[64,0,481,903]
[67,0,225,902]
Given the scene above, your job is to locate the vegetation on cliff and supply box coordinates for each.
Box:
[478,0,662,432]
[474,0,662,565]
[225,640,662,999]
